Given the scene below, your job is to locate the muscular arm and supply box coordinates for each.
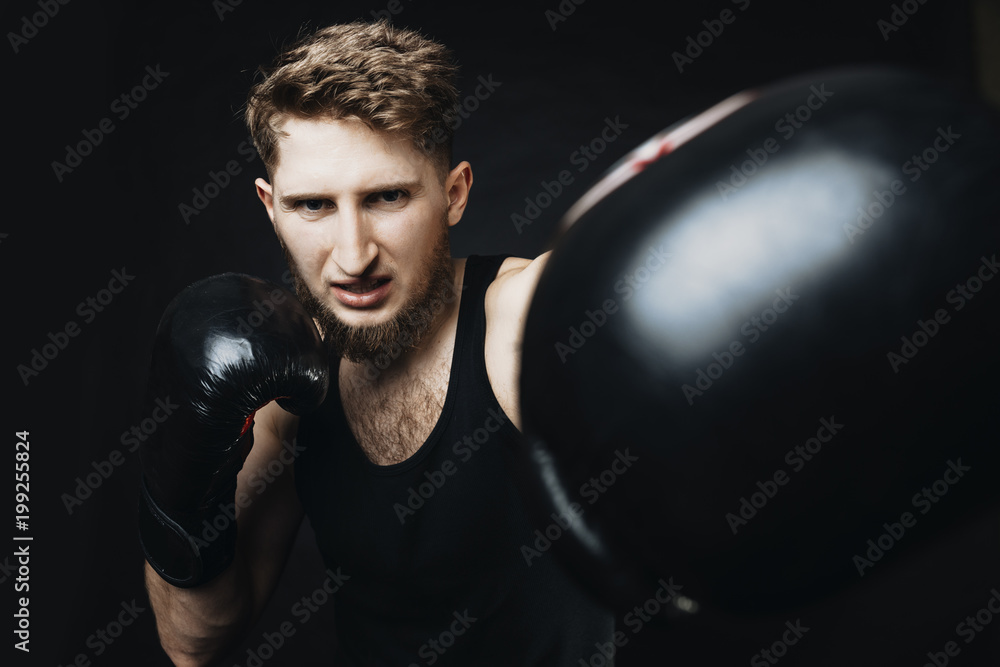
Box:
[484,251,552,430]
[145,402,302,666]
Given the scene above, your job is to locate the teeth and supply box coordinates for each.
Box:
[341,279,385,294]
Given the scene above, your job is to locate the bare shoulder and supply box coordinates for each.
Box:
[483,252,551,431]
[485,251,552,320]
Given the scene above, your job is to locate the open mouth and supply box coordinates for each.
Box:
[336,278,390,294]
[331,277,393,307]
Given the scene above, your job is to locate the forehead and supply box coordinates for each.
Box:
[271,116,432,192]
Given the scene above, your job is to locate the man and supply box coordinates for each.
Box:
[142,19,614,666]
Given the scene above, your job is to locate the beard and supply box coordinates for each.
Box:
[282,221,456,365]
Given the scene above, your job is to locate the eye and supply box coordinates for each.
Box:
[299,199,326,212]
[373,189,408,204]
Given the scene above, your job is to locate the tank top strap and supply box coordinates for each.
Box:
[454,253,515,407]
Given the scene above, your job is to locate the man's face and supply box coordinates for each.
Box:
[255,116,471,362]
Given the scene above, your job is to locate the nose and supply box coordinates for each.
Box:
[329,205,378,277]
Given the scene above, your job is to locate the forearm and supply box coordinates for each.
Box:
[145,555,254,666]
[137,275,324,665]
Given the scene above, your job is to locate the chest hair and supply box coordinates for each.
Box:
[339,354,452,466]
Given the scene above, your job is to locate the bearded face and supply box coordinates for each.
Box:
[258,116,470,367]
[284,220,456,364]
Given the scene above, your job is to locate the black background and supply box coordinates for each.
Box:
[3,0,996,665]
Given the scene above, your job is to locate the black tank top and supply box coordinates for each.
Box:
[295,254,613,666]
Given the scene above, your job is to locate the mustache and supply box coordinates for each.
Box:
[279,224,454,364]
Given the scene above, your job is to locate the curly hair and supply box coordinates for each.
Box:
[245,20,459,179]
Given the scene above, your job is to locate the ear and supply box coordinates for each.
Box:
[444,161,473,227]
[255,178,276,225]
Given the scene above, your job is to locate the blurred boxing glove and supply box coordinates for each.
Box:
[518,67,1000,614]
[138,273,329,588]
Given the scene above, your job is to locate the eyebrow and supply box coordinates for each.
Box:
[277,180,423,209]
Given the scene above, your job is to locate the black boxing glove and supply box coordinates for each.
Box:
[138,273,328,588]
